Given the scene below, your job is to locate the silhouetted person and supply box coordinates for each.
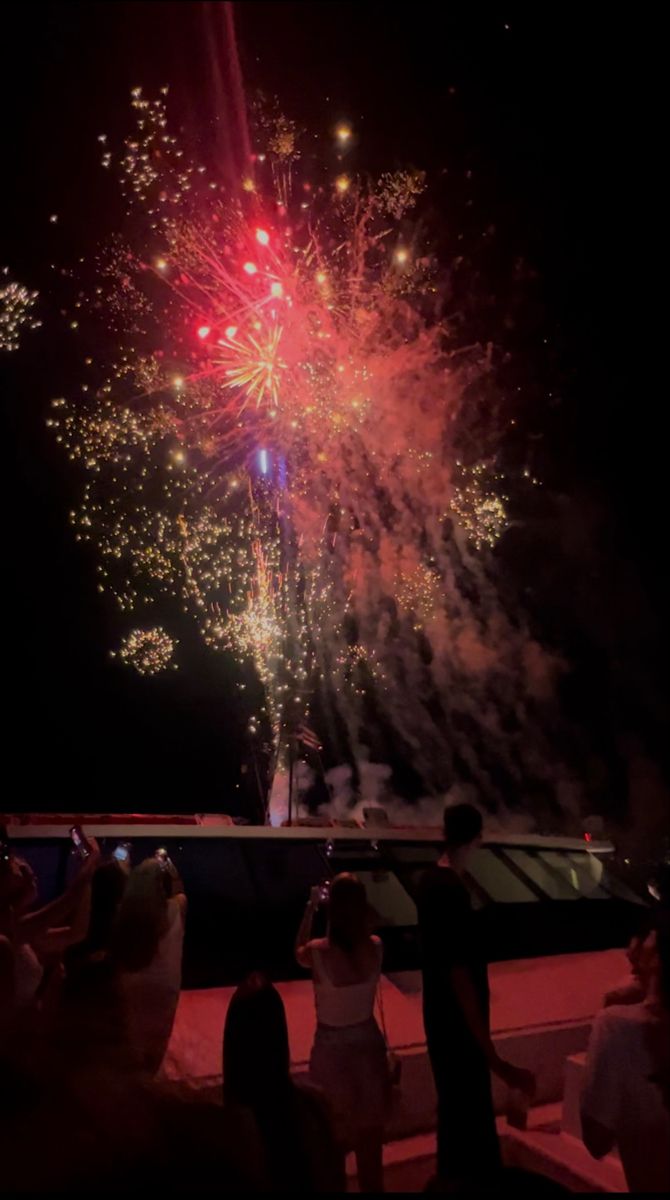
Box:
[223,971,344,1192]
[603,860,670,1007]
[417,804,534,1184]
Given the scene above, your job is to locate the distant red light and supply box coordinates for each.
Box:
[255,228,270,246]
[584,831,592,842]
[243,262,258,275]
[197,325,211,340]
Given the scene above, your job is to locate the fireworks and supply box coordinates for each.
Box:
[396,563,443,628]
[450,463,509,549]
[0,270,40,352]
[51,88,554,805]
[218,322,286,413]
[113,626,177,675]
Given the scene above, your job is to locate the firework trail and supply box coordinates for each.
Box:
[50,87,563,822]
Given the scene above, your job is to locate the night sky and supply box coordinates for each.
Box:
[3,4,666,830]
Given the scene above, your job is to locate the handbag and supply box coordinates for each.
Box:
[377,977,402,1089]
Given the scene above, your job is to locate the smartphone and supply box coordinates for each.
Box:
[319,879,331,905]
[70,825,91,860]
[113,842,131,865]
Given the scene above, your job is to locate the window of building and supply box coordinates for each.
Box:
[466,848,539,903]
[504,848,579,900]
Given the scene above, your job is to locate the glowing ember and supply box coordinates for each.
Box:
[1,271,40,352]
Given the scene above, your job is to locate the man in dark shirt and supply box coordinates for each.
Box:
[417,803,535,1184]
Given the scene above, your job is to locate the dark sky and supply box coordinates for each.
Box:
[3,3,664,818]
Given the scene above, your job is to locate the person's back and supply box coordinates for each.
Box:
[223,971,345,1193]
[417,861,489,1041]
[311,935,382,1028]
[224,1077,345,1192]
[296,872,389,1192]
[416,804,534,1185]
[113,858,186,1074]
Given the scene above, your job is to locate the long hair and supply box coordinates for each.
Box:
[223,971,291,1109]
[111,859,170,972]
[327,872,368,956]
[86,861,128,955]
[223,972,325,1190]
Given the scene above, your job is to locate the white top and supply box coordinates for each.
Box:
[581,1002,670,1194]
[311,939,382,1029]
[124,894,186,997]
[142,895,185,996]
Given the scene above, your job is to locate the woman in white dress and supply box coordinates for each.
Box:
[296,872,390,1193]
[112,856,187,1075]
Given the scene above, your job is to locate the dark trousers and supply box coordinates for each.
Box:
[426,1033,502,1183]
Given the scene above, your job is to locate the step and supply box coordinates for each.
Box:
[345,1106,628,1194]
[346,1132,437,1193]
[502,1103,626,1193]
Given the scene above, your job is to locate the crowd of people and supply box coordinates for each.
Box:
[1,808,669,1193]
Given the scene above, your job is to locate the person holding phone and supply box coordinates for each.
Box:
[112,842,132,872]
[295,872,389,1193]
[112,854,187,1075]
[0,829,101,1026]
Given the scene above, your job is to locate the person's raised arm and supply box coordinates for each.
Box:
[18,837,101,944]
[32,870,94,958]
[166,860,187,903]
[295,886,320,968]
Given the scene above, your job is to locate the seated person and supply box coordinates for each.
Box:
[581,916,670,1194]
[603,863,670,1008]
[1,836,101,1053]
